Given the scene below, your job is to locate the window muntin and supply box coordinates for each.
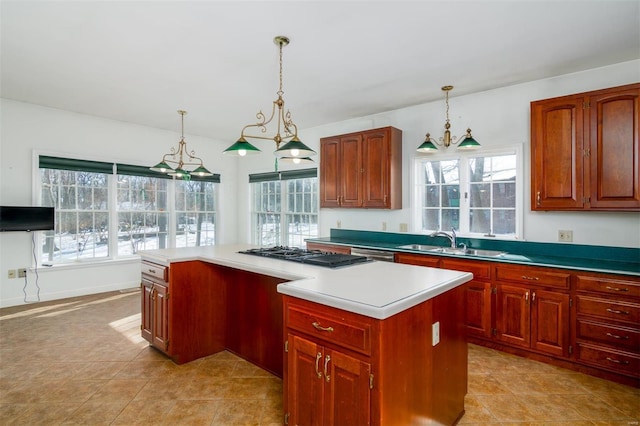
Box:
[41,169,110,262]
[415,150,519,238]
[251,172,318,248]
[175,180,216,248]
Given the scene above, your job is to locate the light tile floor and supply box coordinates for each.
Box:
[0,290,638,425]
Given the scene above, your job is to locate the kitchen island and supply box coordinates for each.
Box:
[139,244,473,425]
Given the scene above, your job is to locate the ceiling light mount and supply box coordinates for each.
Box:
[417,85,481,153]
[150,110,213,180]
[224,35,316,170]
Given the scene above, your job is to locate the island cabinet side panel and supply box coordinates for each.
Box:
[376,285,467,426]
[225,267,287,377]
[168,261,227,364]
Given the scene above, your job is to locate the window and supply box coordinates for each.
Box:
[250,169,318,247]
[38,156,220,264]
[175,180,217,248]
[414,148,520,238]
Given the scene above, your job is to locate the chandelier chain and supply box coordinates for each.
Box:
[278,40,284,97]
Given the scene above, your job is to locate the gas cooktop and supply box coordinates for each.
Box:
[238,246,370,268]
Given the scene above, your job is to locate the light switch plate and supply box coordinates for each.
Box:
[432,322,440,346]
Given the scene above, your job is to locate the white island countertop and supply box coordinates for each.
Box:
[139,244,473,320]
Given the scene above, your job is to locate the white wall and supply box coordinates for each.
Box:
[2,60,638,308]
[236,60,640,248]
[0,100,238,307]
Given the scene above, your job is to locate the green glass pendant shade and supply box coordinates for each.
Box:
[224,137,261,156]
[274,137,316,158]
[150,161,173,173]
[417,139,438,153]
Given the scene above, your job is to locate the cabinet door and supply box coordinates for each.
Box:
[361,130,389,208]
[324,349,371,426]
[340,135,363,207]
[152,283,170,353]
[531,96,585,210]
[320,138,341,208]
[141,280,153,344]
[287,334,324,426]
[496,285,531,348]
[588,85,640,209]
[465,281,493,339]
[531,290,570,357]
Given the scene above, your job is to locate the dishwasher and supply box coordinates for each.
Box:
[350,247,396,262]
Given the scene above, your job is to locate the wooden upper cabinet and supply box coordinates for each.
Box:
[589,86,640,209]
[531,83,640,211]
[320,126,402,209]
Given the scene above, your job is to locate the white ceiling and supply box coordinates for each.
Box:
[2,1,639,142]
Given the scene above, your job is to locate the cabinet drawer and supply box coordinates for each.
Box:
[577,342,640,377]
[576,275,640,298]
[286,304,372,356]
[442,259,491,280]
[577,295,640,324]
[142,261,168,282]
[577,319,640,353]
[495,265,570,289]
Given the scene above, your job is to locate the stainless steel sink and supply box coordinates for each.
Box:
[428,247,506,257]
[396,244,442,251]
[396,244,506,257]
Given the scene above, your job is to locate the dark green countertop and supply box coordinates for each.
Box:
[306,229,640,277]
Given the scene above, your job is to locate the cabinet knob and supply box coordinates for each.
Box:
[524,291,529,301]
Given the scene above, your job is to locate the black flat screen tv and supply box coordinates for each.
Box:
[0,206,55,232]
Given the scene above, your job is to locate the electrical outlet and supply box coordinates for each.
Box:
[382,222,387,231]
[7,269,16,279]
[336,220,341,229]
[18,268,27,278]
[399,223,408,232]
[558,230,573,242]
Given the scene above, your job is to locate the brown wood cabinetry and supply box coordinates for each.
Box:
[140,260,286,370]
[531,83,640,211]
[320,126,402,209]
[283,287,467,426]
[495,265,571,357]
[141,261,170,354]
[575,273,640,380]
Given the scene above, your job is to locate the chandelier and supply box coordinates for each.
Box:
[417,85,481,153]
[224,36,316,169]
[150,110,213,180]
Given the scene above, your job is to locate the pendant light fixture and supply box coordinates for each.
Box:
[150,110,213,180]
[417,85,481,153]
[224,36,316,169]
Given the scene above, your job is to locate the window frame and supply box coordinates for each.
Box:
[249,168,318,248]
[412,144,524,240]
[34,153,220,265]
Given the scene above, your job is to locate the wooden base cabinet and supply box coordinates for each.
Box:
[141,261,170,354]
[283,286,467,426]
[287,334,371,426]
[575,273,640,380]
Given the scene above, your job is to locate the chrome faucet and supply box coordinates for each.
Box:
[429,227,457,248]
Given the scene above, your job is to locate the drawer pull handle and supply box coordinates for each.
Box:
[315,352,322,378]
[536,191,541,206]
[605,286,629,292]
[312,322,334,333]
[524,291,529,301]
[521,275,539,281]
[605,357,629,365]
[324,355,331,382]
[148,269,156,274]
[606,332,630,340]
[606,308,630,315]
